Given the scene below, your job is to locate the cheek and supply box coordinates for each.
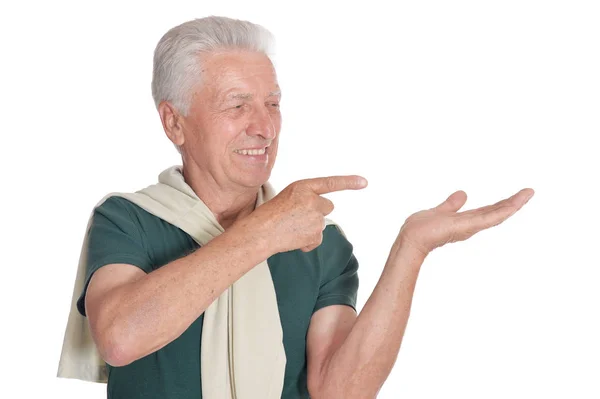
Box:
[207,117,243,147]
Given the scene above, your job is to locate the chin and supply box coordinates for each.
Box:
[238,169,272,188]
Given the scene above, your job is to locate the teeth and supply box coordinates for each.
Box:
[235,148,266,156]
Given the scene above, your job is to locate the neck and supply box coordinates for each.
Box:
[181,162,259,230]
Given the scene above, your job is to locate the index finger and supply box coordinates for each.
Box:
[301,175,368,195]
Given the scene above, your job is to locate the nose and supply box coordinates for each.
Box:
[246,104,276,140]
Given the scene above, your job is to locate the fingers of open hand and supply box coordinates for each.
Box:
[456,206,512,239]
[456,190,532,236]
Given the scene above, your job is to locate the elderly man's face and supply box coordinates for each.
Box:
[181,50,281,189]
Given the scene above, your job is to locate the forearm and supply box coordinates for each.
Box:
[103,223,270,366]
[321,240,426,398]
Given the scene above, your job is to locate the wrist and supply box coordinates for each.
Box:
[230,216,275,259]
[390,236,429,268]
[395,232,430,258]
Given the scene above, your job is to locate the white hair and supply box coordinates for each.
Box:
[151,16,276,117]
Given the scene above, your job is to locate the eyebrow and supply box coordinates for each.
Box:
[227,90,282,101]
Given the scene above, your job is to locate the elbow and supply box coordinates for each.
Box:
[93,320,135,367]
[101,338,132,367]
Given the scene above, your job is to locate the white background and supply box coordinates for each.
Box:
[1,0,599,398]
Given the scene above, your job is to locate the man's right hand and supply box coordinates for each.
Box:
[243,176,368,254]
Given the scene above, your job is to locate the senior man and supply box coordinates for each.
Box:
[57,16,534,399]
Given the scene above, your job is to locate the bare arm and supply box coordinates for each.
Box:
[86,174,369,368]
[307,240,424,398]
[307,188,534,398]
[85,220,270,367]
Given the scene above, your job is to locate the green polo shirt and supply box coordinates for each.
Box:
[76,196,359,399]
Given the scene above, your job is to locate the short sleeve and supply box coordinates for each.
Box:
[76,196,154,317]
[313,224,359,314]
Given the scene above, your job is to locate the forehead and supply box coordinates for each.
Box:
[199,50,279,98]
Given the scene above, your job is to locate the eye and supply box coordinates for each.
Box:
[269,102,280,108]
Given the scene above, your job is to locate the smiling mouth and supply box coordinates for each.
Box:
[233,146,269,156]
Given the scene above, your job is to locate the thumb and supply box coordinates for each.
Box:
[433,190,468,213]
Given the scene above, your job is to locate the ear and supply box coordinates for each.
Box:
[158,101,186,147]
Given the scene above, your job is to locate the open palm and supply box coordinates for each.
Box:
[398,188,535,256]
